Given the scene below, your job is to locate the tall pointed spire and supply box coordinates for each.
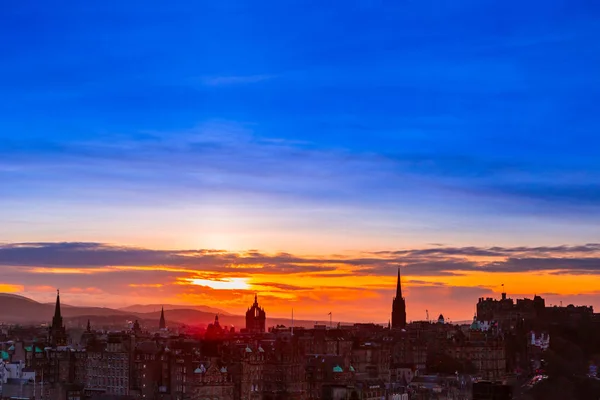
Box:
[396,268,403,299]
[86,319,91,333]
[49,288,67,346]
[159,306,166,330]
[54,289,62,319]
[391,268,407,330]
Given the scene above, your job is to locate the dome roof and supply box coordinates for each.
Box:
[245,346,253,353]
[349,366,355,372]
[333,365,343,373]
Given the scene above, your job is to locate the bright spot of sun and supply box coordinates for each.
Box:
[188,277,250,290]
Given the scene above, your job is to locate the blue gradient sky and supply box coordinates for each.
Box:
[1,1,600,319]
[3,0,600,252]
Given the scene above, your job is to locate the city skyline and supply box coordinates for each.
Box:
[2,0,600,323]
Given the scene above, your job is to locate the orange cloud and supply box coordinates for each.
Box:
[129,283,164,288]
[183,277,250,290]
[0,283,24,293]
[67,287,104,294]
[28,267,108,274]
[27,285,55,292]
[6,242,600,322]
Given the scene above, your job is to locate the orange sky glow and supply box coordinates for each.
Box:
[4,242,600,324]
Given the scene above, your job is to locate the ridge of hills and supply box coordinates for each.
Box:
[0,293,130,324]
[0,293,331,328]
[118,303,232,316]
[0,294,472,328]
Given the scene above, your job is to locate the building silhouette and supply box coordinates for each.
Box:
[391,268,407,329]
[245,294,266,333]
[48,289,68,347]
[159,306,166,330]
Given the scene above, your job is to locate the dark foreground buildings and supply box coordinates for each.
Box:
[472,381,512,400]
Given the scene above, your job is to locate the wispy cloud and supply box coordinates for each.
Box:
[199,74,274,86]
[2,0,600,321]
[4,242,600,276]
[3,121,600,218]
[3,241,600,321]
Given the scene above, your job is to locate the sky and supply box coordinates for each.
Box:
[1,0,600,323]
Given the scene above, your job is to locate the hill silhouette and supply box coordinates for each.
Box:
[118,303,232,316]
[0,293,129,324]
[0,293,339,329]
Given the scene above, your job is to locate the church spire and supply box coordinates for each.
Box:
[391,268,407,330]
[49,289,67,346]
[159,306,166,330]
[86,319,91,333]
[396,268,403,299]
[54,289,62,319]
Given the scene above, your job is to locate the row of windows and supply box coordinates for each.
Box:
[136,354,156,361]
[87,378,129,386]
[87,369,128,376]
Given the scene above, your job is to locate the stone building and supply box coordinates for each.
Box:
[85,333,133,397]
[190,363,234,400]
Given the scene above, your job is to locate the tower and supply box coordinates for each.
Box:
[245,294,266,333]
[133,320,141,333]
[391,268,407,329]
[159,306,166,330]
[49,289,68,346]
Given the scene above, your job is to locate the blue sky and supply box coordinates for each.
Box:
[2,0,600,253]
[2,1,600,320]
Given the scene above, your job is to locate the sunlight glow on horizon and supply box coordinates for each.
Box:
[185,277,251,290]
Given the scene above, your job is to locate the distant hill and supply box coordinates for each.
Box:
[0,293,348,329]
[119,304,232,316]
[0,293,129,324]
[136,309,333,329]
[0,293,39,303]
[44,302,76,308]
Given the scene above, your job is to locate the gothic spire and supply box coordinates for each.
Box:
[86,319,91,332]
[54,289,62,319]
[49,289,67,346]
[159,306,166,329]
[391,268,407,329]
[396,268,402,299]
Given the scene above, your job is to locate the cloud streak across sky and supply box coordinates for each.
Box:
[1,0,600,320]
[1,242,600,322]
